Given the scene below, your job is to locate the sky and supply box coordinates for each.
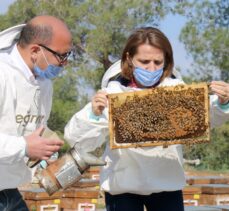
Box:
[0,1,193,76]
[0,0,15,13]
[160,14,193,75]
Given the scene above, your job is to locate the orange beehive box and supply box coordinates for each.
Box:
[21,188,62,211]
[21,187,100,211]
[60,188,99,210]
[186,176,229,185]
[183,186,202,206]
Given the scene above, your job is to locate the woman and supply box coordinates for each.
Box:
[65,27,229,211]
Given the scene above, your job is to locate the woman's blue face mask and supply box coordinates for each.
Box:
[34,48,63,80]
[133,65,164,87]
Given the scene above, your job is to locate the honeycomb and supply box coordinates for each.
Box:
[108,83,210,149]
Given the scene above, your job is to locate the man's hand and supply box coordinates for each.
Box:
[91,90,108,116]
[210,81,229,105]
[24,126,64,160]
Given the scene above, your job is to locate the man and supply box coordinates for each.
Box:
[0,15,72,210]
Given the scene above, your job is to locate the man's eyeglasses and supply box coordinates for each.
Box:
[38,44,72,64]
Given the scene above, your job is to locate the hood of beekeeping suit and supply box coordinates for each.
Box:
[172,68,182,80]
[0,24,26,50]
[101,60,122,88]
[101,59,182,88]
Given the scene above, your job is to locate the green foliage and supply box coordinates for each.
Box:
[184,122,229,170]
[47,66,88,134]
[1,0,228,169]
[0,0,189,154]
[181,1,229,170]
[0,0,184,90]
[180,0,229,80]
[1,0,186,154]
[69,0,175,90]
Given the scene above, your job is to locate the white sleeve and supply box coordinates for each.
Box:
[210,95,229,128]
[40,79,53,126]
[44,82,53,126]
[0,71,26,164]
[0,134,26,164]
[64,102,109,152]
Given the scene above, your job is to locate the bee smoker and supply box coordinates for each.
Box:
[38,147,106,195]
[36,129,106,195]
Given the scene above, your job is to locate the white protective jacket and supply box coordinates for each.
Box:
[65,61,229,195]
[0,25,53,190]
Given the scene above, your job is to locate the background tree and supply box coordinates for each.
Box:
[0,0,189,151]
[184,123,229,170]
[0,0,190,90]
[2,0,228,170]
[180,0,229,80]
[180,0,229,170]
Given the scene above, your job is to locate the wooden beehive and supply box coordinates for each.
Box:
[60,188,99,210]
[22,188,62,211]
[108,83,210,149]
[185,206,227,211]
[21,187,100,211]
[186,176,229,186]
[183,186,202,206]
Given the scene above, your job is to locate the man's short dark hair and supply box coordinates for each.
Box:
[18,23,53,48]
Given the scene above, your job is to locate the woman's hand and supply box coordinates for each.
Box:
[210,81,229,104]
[91,90,108,116]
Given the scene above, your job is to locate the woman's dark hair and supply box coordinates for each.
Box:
[121,27,174,81]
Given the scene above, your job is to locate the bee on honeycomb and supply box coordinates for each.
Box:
[110,85,209,145]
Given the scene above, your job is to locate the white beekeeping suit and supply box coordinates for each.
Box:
[0,25,53,190]
[65,60,229,195]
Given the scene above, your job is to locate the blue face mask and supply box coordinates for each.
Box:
[34,64,63,80]
[133,66,163,87]
[34,48,64,80]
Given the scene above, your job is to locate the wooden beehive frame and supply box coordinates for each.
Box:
[108,83,210,149]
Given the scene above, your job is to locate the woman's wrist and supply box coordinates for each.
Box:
[89,109,102,121]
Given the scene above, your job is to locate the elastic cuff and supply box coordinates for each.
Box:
[40,160,48,169]
[217,100,229,111]
[88,110,101,121]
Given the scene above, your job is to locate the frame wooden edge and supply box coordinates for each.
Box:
[108,98,115,150]
[108,83,210,150]
[110,138,211,149]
